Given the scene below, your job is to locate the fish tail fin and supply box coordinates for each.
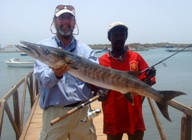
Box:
[155,90,186,121]
[155,101,171,121]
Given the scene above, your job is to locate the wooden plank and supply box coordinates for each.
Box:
[19,98,128,140]
[180,114,192,140]
[19,97,41,140]
[13,90,21,136]
[5,101,21,138]
[168,100,192,117]
[0,100,5,138]
[147,98,167,140]
[92,101,105,139]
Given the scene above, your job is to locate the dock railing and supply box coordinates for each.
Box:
[146,98,192,140]
[0,71,39,140]
[0,71,192,140]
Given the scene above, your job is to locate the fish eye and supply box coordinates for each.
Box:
[43,49,50,55]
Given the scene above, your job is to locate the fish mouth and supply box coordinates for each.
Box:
[21,46,33,53]
[18,41,65,68]
[15,41,41,58]
[22,42,41,57]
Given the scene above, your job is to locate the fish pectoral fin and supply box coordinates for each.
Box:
[124,93,134,105]
[127,71,141,78]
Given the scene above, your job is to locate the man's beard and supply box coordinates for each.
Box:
[56,25,73,39]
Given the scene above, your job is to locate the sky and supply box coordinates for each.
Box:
[0,0,192,48]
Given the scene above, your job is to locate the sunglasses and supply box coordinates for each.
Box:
[55,5,75,16]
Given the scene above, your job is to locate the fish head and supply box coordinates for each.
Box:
[15,41,68,68]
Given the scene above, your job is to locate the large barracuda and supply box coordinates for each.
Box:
[16,41,186,121]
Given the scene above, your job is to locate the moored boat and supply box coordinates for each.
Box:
[164,46,192,52]
[5,58,34,68]
[20,52,28,56]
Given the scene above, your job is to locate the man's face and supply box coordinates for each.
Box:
[54,13,75,38]
[109,28,127,49]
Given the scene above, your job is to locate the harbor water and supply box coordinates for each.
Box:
[0,48,192,140]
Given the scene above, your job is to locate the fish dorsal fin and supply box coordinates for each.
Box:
[127,71,141,78]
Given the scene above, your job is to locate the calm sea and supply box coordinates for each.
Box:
[0,48,192,140]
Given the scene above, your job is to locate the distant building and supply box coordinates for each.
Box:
[0,45,20,52]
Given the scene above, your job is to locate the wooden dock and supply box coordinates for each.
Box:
[19,97,128,140]
[1,71,192,140]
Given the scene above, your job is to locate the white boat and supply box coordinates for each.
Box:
[20,52,28,56]
[5,58,34,68]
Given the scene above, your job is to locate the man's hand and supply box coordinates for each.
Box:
[51,47,70,79]
[52,65,70,79]
[97,90,108,102]
[142,67,156,86]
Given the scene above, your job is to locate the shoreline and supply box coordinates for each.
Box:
[0,51,22,53]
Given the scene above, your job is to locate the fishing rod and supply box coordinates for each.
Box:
[50,93,103,125]
[141,44,192,74]
[51,44,192,125]
[140,44,192,83]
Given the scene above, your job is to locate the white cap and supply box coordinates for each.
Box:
[108,22,128,41]
[108,22,128,34]
[55,9,75,17]
[54,5,75,17]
